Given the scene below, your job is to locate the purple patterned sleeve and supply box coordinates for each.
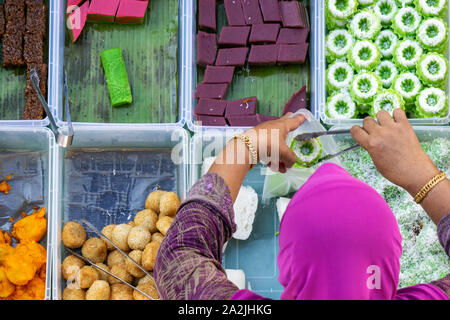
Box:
[430,213,450,298]
[154,173,239,300]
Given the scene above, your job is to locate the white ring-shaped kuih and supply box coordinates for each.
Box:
[417,87,446,114]
[394,40,423,69]
[351,72,380,101]
[374,0,398,24]
[394,7,421,35]
[327,61,354,90]
[376,30,398,57]
[373,90,403,116]
[327,91,357,119]
[327,29,354,57]
[418,53,447,83]
[349,10,381,39]
[394,72,422,101]
[376,60,398,88]
[327,0,358,20]
[350,40,380,70]
[417,0,447,16]
[417,18,447,48]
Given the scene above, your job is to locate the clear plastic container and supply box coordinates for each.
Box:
[185,0,318,132]
[50,0,185,127]
[51,125,189,299]
[316,1,450,126]
[0,126,55,300]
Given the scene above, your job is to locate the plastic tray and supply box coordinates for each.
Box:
[50,0,185,127]
[0,126,55,300]
[185,0,318,132]
[51,125,189,299]
[316,1,450,126]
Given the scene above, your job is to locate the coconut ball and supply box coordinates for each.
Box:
[86,280,110,300]
[62,288,86,300]
[145,190,167,213]
[101,224,116,250]
[62,222,86,249]
[125,250,145,278]
[159,192,180,217]
[127,226,151,251]
[142,241,160,271]
[110,283,134,300]
[137,275,155,287]
[156,216,173,236]
[76,266,99,289]
[95,263,110,281]
[111,224,132,252]
[107,250,125,268]
[128,221,135,227]
[133,282,159,300]
[134,209,158,233]
[151,233,164,243]
[62,255,85,280]
[81,237,107,263]
[107,263,133,285]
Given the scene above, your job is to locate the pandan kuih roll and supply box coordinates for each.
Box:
[326,91,358,119]
[371,89,405,117]
[376,30,398,58]
[392,7,421,37]
[417,18,448,53]
[348,10,382,40]
[416,52,448,86]
[326,61,354,92]
[393,39,423,70]
[376,60,398,88]
[326,29,354,62]
[392,72,422,105]
[326,0,358,21]
[415,0,447,17]
[374,0,398,25]
[347,40,380,71]
[415,87,448,118]
[350,72,382,104]
[290,138,323,168]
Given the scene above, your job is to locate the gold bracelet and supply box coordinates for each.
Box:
[414,171,447,204]
[232,134,259,168]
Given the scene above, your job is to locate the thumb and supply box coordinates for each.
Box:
[280,144,298,169]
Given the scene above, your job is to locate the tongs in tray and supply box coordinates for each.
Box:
[294,129,361,164]
[30,68,74,147]
[65,219,160,300]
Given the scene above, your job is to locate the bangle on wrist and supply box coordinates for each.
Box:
[231,134,259,168]
[414,171,447,204]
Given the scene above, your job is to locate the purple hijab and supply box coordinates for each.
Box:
[232,163,448,300]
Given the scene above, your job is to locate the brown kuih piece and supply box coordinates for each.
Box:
[197,31,217,67]
[24,33,44,64]
[277,27,310,44]
[241,0,263,25]
[259,0,281,23]
[0,5,5,36]
[224,0,246,26]
[198,0,216,32]
[23,63,47,120]
[25,1,46,36]
[277,43,309,64]
[5,19,26,35]
[26,63,47,97]
[2,33,24,67]
[5,0,25,20]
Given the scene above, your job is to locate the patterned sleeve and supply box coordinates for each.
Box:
[154,173,239,300]
[430,213,450,298]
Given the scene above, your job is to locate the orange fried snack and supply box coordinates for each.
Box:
[4,250,38,286]
[12,207,47,242]
[0,180,11,194]
[0,267,15,298]
[11,275,45,300]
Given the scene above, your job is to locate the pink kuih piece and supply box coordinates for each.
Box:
[195,83,229,99]
[224,0,246,26]
[277,27,310,44]
[283,85,307,115]
[219,26,251,47]
[249,24,280,43]
[198,0,216,31]
[215,47,249,67]
[279,1,309,28]
[204,66,235,84]
[197,31,217,67]
[259,0,281,22]
[278,43,309,64]
[67,0,89,42]
[115,0,149,24]
[196,115,228,126]
[195,98,228,116]
[87,0,121,23]
[248,45,278,65]
[225,96,258,116]
[241,0,263,25]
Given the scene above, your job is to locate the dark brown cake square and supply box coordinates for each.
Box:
[0,5,5,36]
[5,0,25,20]
[5,19,26,34]
[23,88,44,120]
[24,33,44,64]
[26,63,47,96]
[26,2,46,35]
[2,33,24,67]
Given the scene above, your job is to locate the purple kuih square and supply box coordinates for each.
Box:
[198,0,216,31]
[204,66,235,83]
[248,45,279,65]
[219,26,251,47]
[259,0,281,22]
[249,24,280,43]
[215,47,249,66]
[279,1,308,28]
[283,85,307,114]
[196,115,228,126]
[195,98,228,116]
[225,96,258,116]
[195,83,229,99]
[227,115,260,126]
[277,27,310,44]
[224,0,246,26]
[197,31,217,67]
[241,0,263,25]
[258,114,279,122]
[278,43,309,64]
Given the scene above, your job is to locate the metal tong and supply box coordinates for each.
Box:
[294,129,361,164]
[30,68,74,147]
[65,219,160,300]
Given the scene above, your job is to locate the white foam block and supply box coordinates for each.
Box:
[276,197,291,222]
[233,185,258,240]
[225,269,246,290]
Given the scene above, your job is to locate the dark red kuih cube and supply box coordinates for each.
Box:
[225,96,258,117]
[279,1,309,28]
[258,114,279,122]
[196,115,228,126]
[224,0,246,26]
[215,47,249,67]
[219,26,251,47]
[226,115,260,126]
[283,85,307,115]
[197,31,217,67]
[277,43,309,64]
[241,0,263,25]
[248,45,279,66]
[249,24,280,44]
[195,98,228,116]
[195,83,229,99]
[198,0,216,31]
[277,27,310,44]
[259,0,281,22]
[204,66,235,84]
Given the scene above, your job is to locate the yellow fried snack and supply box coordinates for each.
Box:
[12,207,47,242]
[0,267,15,298]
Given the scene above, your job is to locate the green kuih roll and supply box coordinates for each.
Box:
[101,48,133,107]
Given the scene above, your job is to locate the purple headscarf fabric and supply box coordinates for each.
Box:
[232,163,448,300]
